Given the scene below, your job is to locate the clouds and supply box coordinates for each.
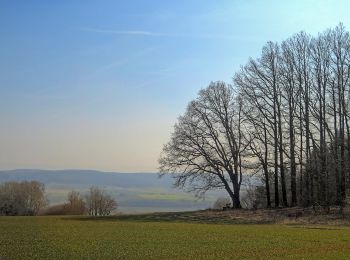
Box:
[80,27,175,37]
[80,27,244,40]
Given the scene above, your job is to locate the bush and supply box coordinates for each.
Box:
[40,204,67,215]
[213,197,232,210]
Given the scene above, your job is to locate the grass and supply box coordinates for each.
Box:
[1,215,350,259]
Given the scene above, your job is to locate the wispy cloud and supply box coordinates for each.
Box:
[81,28,176,37]
[80,27,242,40]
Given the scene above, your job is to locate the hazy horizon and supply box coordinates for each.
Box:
[0,169,228,213]
[0,167,160,173]
[2,0,350,172]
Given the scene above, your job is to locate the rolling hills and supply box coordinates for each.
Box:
[0,169,224,213]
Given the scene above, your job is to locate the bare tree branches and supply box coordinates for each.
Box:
[161,24,350,209]
[159,82,245,208]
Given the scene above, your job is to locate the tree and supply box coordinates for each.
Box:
[0,181,47,216]
[235,42,288,207]
[159,82,247,208]
[160,24,350,209]
[235,24,350,207]
[85,187,117,216]
[65,191,87,215]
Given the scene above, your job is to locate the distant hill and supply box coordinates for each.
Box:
[0,169,225,213]
[0,169,173,188]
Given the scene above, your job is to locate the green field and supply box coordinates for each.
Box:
[1,216,350,259]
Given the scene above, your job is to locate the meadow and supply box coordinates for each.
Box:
[1,215,350,259]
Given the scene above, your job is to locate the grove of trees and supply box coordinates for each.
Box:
[160,24,350,209]
[0,181,117,216]
[44,187,117,216]
[0,181,47,215]
[85,186,117,216]
[64,190,87,215]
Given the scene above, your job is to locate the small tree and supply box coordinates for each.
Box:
[85,187,117,216]
[65,191,87,215]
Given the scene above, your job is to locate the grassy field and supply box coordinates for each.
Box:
[1,215,350,259]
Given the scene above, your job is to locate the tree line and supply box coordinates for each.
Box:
[160,24,350,209]
[0,181,117,216]
[44,187,117,216]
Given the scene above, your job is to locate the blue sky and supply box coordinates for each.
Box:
[1,0,350,172]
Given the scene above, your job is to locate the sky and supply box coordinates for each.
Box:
[1,0,350,172]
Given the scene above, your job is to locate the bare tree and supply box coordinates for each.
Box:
[85,187,117,216]
[235,42,288,207]
[65,191,87,215]
[0,181,47,216]
[160,24,350,209]
[159,82,247,208]
[236,24,350,208]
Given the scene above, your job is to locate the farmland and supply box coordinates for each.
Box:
[1,214,350,259]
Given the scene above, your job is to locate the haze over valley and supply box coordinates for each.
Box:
[0,169,224,213]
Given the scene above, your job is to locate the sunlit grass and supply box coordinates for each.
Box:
[1,216,350,259]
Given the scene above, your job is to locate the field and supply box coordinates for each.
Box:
[1,214,350,259]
